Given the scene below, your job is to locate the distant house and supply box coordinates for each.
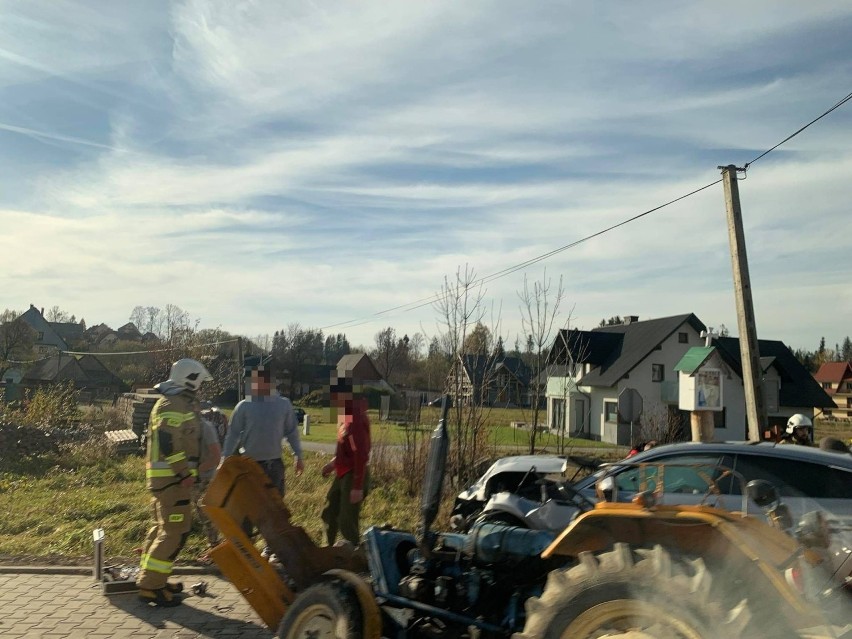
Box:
[814,362,852,420]
[18,305,69,354]
[545,313,834,444]
[447,354,531,407]
[21,353,123,400]
[336,353,393,393]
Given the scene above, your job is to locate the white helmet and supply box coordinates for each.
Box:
[167,358,213,392]
[786,413,813,435]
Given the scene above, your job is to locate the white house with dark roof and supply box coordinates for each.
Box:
[545,314,834,445]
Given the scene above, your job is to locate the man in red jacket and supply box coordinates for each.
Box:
[321,376,371,546]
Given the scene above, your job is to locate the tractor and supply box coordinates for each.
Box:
[202,398,849,638]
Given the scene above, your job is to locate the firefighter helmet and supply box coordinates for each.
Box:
[785,413,812,435]
[166,358,213,392]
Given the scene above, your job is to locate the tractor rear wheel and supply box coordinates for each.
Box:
[514,543,759,639]
[277,579,364,639]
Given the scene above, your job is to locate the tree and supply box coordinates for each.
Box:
[434,264,500,487]
[46,306,71,322]
[842,336,852,363]
[517,269,565,454]
[323,333,351,365]
[462,322,492,355]
[0,310,36,379]
[271,324,324,398]
[598,316,622,327]
[371,327,407,383]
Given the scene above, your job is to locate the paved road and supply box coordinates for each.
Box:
[0,572,273,639]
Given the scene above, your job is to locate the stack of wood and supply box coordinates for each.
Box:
[117,389,159,438]
[104,389,160,453]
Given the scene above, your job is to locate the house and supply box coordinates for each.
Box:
[447,354,530,407]
[814,362,852,420]
[336,353,393,393]
[17,305,69,354]
[546,314,705,443]
[545,313,834,445]
[21,353,124,400]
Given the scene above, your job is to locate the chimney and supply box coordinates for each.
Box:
[623,315,639,325]
[41,307,44,316]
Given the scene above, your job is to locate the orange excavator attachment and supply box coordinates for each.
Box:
[201,455,368,630]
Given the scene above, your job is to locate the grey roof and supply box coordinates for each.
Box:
[50,321,84,343]
[460,354,530,388]
[575,314,706,387]
[712,337,835,409]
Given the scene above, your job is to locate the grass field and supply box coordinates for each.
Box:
[1,403,848,566]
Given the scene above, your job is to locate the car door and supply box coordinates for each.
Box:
[610,452,737,507]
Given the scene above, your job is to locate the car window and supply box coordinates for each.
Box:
[731,454,852,499]
[613,454,733,495]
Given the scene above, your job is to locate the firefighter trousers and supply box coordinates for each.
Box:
[136,483,192,590]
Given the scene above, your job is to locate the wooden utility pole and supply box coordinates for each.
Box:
[720,165,766,441]
[236,336,244,401]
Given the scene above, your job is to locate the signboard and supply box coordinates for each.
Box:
[618,388,643,423]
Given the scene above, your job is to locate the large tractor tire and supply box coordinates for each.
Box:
[277,579,364,639]
[513,543,788,639]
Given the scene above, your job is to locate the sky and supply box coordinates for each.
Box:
[1,1,851,354]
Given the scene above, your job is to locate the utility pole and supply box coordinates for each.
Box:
[720,165,766,441]
[236,336,244,401]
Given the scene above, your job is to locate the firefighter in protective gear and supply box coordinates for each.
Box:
[781,413,813,446]
[136,358,213,607]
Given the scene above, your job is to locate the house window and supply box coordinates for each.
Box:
[713,408,726,429]
[822,382,832,390]
[605,401,618,423]
[652,364,665,382]
[678,332,688,344]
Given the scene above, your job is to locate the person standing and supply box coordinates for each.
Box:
[222,365,304,496]
[193,414,223,559]
[321,376,371,546]
[136,358,212,607]
[780,414,814,446]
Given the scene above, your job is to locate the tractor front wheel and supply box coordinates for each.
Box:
[277,579,364,639]
[514,543,755,639]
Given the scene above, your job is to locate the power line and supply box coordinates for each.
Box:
[745,89,852,169]
[322,89,852,334]
[320,179,722,331]
[60,338,241,357]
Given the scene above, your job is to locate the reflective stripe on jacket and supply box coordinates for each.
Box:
[145,393,202,491]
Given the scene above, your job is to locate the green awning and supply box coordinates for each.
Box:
[674,346,715,375]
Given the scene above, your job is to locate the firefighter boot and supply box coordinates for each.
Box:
[138,587,182,607]
[164,581,184,594]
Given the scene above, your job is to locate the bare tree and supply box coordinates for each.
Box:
[0,310,36,379]
[518,269,565,454]
[371,327,406,384]
[46,306,71,323]
[434,265,501,488]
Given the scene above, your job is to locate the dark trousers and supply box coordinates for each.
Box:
[241,457,286,541]
[321,469,369,546]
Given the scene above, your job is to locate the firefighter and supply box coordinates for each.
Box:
[136,358,213,607]
[780,414,814,446]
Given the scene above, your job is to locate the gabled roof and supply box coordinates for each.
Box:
[713,337,835,409]
[459,354,530,388]
[577,314,706,387]
[23,355,84,382]
[50,321,84,343]
[674,346,716,375]
[116,322,142,339]
[337,353,383,381]
[814,362,852,384]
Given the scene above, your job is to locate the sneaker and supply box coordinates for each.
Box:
[138,587,181,607]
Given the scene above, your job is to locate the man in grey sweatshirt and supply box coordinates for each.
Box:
[222,365,304,495]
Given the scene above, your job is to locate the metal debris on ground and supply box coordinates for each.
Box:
[190,581,208,596]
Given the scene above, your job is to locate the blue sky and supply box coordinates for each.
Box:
[1,1,851,353]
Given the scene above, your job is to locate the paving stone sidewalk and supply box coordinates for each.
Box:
[0,572,274,638]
